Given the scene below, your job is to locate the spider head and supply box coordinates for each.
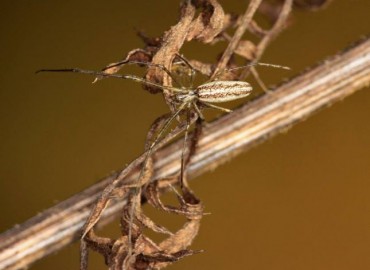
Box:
[176,90,197,103]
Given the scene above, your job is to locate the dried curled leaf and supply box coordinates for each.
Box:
[145,0,196,96]
[82,180,204,270]
[104,49,152,74]
[188,59,213,76]
[92,49,153,84]
[186,0,225,43]
[124,192,173,236]
[81,152,154,240]
[234,40,256,61]
[248,20,269,37]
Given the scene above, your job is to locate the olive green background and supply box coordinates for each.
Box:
[1,1,370,269]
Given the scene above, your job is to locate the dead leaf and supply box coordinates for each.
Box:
[234,40,257,60]
[186,0,225,43]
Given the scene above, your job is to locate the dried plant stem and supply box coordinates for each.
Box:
[242,0,293,79]
[211,0,263,78]
[1,37,369,270]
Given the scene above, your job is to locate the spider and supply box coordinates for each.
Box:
[37,56,288,184]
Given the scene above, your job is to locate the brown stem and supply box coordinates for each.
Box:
[1,36,369,270]
[241,0,293,80]
[211,0,263,79]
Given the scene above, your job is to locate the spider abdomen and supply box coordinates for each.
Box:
[196,81,252,103]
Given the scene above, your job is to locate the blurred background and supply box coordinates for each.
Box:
[1,1,370,269]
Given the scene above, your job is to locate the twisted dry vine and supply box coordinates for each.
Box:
[79,1,300,268]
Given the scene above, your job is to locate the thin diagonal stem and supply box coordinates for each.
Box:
[211,0,263,79]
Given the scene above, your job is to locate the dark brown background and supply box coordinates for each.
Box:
[1,1,370,269]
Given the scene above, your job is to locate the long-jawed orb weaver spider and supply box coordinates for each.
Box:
[36,57,289,186]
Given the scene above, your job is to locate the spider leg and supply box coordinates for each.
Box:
[193,102,205,121]
[127,102,187,255]
[174,54,197,88]
[201,102,232,113]
[226,62,290,72]
[102,60,182,87]
[145,112,173,150]
[179,107,192,189]
[142,102,187,163]
[250,67,269,93]
[36,68,187,94]
[211,62,290,81]
[180,106,203,191]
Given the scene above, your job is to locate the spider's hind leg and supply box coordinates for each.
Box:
[201,102,232,113]
[179,108,203,192]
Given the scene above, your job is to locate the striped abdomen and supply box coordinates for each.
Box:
[196,81,252,103]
